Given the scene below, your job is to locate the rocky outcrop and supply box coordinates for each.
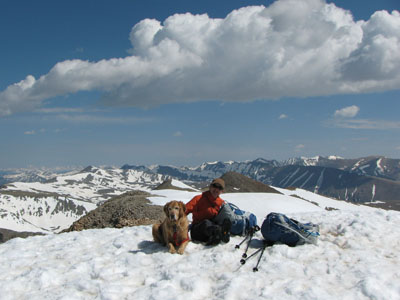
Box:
[0,228,44,243]
[61,191,164,232]
[220,172,282,194]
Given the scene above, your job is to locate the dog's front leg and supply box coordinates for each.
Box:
[163,230,176,254]
[177,240,189,255]
[167,242,176,254]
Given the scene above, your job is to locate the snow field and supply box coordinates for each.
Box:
[1,208,400,300]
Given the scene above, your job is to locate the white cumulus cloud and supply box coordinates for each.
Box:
[334,105,360,118]
[1,0,400,116]
[24,130,36,135]
[279,114,288,119]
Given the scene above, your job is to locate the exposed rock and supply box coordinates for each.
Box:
[61,190,164,232]
[220,172,282,194]
[0,228,44,243]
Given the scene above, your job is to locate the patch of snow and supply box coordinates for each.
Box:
[328,155,343,160]
[170,180,198,191]
[314,169,325,194]
[358,164,370,174]
[300,173,314,189]
[375,158,385,175]
[372,184,376,202]
[280,167,300,186]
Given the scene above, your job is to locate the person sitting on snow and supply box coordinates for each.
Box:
[185,178,231,245]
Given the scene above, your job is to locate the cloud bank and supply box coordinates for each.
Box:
[334,105,360,118]
[333,119,400,130]
[1,0,400,116]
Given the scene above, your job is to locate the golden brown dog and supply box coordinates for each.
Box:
[152,200,190,254]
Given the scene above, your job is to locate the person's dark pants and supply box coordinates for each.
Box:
[190,219,220,243]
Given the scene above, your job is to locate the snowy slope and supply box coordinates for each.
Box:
[0,166,167,233]
[0,189,399,300]
[149,187,375,226]
[0,192,96,233]
[4,166,165,203]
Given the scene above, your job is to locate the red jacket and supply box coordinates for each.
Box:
[185,191,224,224]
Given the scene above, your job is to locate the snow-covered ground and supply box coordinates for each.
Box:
[1,188,399,299]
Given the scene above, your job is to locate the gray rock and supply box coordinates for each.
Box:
[61,190,164,232]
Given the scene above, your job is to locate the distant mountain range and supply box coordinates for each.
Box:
[0,166,168,234]
[1,155,399,235]
[0,167,80,186]
[122,156,400,209]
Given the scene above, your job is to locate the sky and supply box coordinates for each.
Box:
[0,0,399,168]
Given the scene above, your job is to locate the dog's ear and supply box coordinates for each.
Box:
[163,202,170,215]
[178,201,186,217]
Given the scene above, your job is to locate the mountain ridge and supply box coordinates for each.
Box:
[121,155,400,208]
[1,155,400,236]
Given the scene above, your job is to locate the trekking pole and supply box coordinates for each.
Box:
[242,237,252,258]
[241,225,260,259]
[239,246,263,265]
[235,234,249,249]
[252,244,267,272]
[235,225,257,250]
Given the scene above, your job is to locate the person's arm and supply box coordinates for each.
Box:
[185,195,200,215]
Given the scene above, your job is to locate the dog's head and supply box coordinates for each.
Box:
[164,201,186,222]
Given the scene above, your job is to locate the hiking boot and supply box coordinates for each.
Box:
[206,227,222,246]
[221,219,231,243]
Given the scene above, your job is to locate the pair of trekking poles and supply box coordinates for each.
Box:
[235,225,272,272]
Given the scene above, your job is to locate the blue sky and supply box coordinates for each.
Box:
[0,0,399,168]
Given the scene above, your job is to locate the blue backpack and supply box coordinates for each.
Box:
[237,212,320,272]
[213,202,257,236]
[261,212,320,246]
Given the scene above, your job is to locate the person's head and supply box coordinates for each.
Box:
[209,178,225,198]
